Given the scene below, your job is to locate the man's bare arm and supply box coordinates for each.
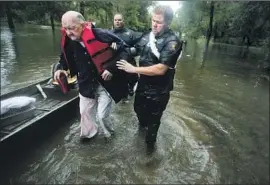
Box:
[116,61,169,76]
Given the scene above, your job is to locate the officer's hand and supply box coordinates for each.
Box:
[101,70,113,81]
[110,42,117,50]
[116,60,136,73]
[54,70,68,81]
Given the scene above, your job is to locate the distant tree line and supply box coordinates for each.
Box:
[0,1,154,31]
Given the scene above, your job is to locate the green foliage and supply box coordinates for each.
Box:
[3,1,269,49]
[2,1,72,24]
[1,1,153,31]
[175,1,270,47]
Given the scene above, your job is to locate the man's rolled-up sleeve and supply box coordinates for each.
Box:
[159,41,182,68]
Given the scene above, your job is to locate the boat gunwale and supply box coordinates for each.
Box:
[0,77,79,142]
[0,77,51,100]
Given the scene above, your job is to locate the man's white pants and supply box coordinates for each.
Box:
[79,85,113,138]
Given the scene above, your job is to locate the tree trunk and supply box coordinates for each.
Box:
[105,10,108,28]
[80,1,85,16]
[50,13,55,31]
[263,37,270,72]
[213,23,218,42]
[5,2,15,29]
[240,35,250,59]
[267,37,270,62]
[201,1,214,68]
[46,2,55,31]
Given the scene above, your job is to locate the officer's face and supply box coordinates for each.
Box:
[114,14,124,28]
[151,13,167,35]
[62,17,83,41]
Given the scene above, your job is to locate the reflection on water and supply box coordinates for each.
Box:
[1,27,17,88]
[0,23,61,95]
[0,24,269,184]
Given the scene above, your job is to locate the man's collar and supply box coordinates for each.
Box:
[113,27,126,33]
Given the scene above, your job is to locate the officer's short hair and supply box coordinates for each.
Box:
[153,5,174,25]
[114,13,124,21]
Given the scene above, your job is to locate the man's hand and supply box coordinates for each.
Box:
[110,42,117,50]
[101,70,113,81]
[54,70,68,81]
[116,60,136,73]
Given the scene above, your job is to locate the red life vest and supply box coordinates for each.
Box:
[60,23,114,74]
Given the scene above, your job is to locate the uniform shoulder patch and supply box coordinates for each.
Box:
[167,41,179,51]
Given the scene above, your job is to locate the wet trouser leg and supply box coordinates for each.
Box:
[127,58,139,96]
[134,93,170,144]
[95,85,113,137]
[79,94,98,139]
[123,78,129,99]
[79,85,113,138]
[134,93,147,128]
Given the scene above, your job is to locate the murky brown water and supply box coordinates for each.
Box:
[0,24,269,184]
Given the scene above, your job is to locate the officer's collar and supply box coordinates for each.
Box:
[113,27,127,33]
[154,27,171,38]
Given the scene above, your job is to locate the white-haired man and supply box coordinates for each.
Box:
[54,11,130,140]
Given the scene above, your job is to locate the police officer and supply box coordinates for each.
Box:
[112,13,142,102]
[117,5,182,154]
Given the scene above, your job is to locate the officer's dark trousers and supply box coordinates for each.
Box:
[123,59,139,98]
[134,92,170,144]
[123,73,138,99]
[128,73,138,91]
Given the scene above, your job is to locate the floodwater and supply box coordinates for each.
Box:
[0,24,269,184]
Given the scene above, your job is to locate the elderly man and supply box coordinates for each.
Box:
[112,13,142,102]
[117,5,183,154]
[54,11,129,140]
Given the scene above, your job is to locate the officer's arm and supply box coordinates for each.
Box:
[92,28,130,74]
[130,31,144,46]
[92,28,130,61]
[129,30,151,58]
[159,40,182,68]
[133,64,169,76]
[131,40,182,76]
